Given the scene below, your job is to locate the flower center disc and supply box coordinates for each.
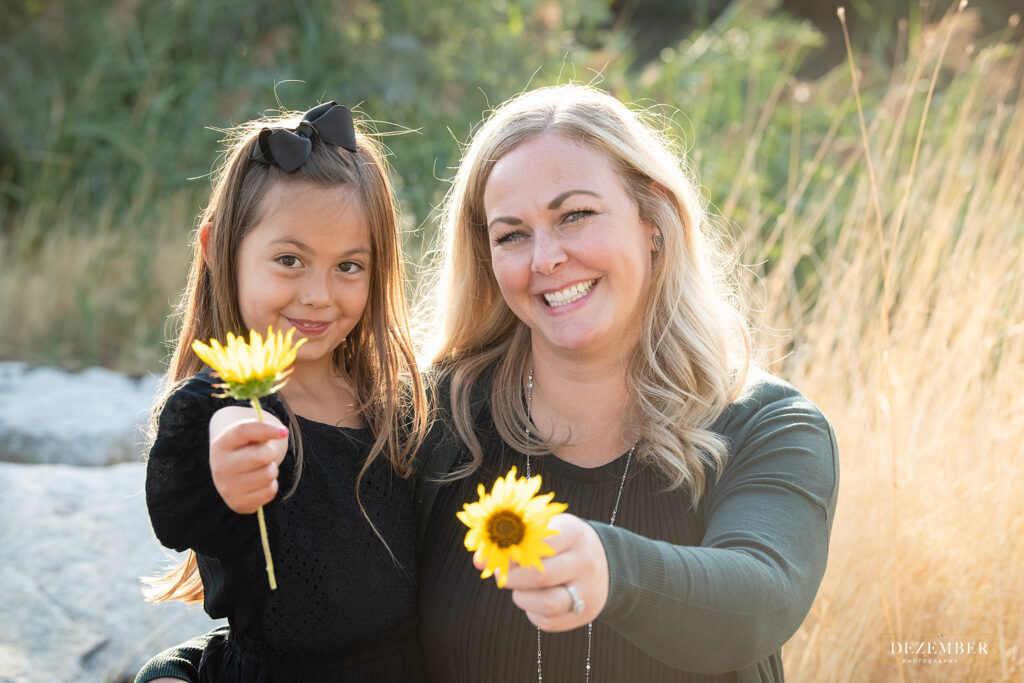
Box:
[487,509,526,548]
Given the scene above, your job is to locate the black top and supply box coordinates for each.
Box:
[145,370,422,681]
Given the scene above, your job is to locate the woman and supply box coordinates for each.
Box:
[139,84,837,683]
[414,84,837,682]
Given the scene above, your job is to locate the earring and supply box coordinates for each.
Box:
[653,232,664,252]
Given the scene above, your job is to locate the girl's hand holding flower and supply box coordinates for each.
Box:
[192,326,305,590]
[208,406,289,515]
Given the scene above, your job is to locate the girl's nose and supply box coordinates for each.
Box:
[530,231,567,275]
[299,272,331,308]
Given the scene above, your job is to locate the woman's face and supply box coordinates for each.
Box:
[483,133,656,363]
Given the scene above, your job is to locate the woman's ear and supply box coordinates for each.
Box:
[651,228,664,253]
[199,222,213,268]
[645,181,672,252]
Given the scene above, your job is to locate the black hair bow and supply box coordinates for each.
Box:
[251,102,357,173]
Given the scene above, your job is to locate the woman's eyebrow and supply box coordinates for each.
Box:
[487,215,522,231]
[547,189,599,209]
[487,189,601,231]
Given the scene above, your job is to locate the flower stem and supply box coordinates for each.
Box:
[256,506,277,590]
[249,397,277,591]
[250,396,264,421]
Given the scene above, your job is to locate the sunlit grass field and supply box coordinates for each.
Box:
[1,3,1021,681]
[755,11,1024,682]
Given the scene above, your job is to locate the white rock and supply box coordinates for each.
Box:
[0,362,163,466]
[0,462,224,683]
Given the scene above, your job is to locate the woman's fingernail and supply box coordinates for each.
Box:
[278,427,289,437]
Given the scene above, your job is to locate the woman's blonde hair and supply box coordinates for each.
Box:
[426,84,749,503]
[145,107,428,604]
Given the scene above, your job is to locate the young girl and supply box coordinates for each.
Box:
[143,101,429,681]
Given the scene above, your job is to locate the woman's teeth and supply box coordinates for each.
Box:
[543,280,595,306]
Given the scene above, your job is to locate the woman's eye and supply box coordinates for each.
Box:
[338,261,364,273]
[563,208,595,224]
[276,255,301,268]
[493,230,526,246]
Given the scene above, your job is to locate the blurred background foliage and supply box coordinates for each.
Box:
[0,0,1020,372]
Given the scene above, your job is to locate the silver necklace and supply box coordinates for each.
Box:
[525,364,635,683]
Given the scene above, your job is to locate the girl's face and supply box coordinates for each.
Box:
[235,181,372,372]
[483,134,656,363]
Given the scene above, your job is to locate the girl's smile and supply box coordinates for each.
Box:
[285,317,333,336]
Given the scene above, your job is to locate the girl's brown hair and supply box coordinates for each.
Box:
[145,108,428,604]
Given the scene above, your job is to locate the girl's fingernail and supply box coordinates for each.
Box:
[278,427,289,437]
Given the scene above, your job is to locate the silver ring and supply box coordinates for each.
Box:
[566,584,585,615]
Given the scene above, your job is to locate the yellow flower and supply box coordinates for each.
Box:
[192,327,306,401]
[190,325,306,591]
[457,466,567,588]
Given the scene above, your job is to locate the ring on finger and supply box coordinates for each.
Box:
[566,584,585,615]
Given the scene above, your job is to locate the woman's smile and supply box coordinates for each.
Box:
[539,278,598,308]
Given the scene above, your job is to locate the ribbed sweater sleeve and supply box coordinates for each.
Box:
[133,627,223,683]
[590,376,839,674]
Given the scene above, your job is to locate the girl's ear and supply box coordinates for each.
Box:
[199,222,213,268]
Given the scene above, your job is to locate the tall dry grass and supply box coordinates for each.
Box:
[0,195,193,372]
[741,7,1023,681]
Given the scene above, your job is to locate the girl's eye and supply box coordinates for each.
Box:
[276,255,301,268]
[337,261,363,273]
[563,208,595,224]
[493,230,527,246]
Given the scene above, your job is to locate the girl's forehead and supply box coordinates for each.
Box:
[246,182,370,245]
[258,179,361,215]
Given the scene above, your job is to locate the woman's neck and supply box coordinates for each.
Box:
[529,346,636,468]
[279,357,365,428]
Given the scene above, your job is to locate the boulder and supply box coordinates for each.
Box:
[0,461,224,683]
[0,362,162,466]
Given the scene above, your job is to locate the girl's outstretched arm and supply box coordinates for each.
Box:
[147,373,287,557]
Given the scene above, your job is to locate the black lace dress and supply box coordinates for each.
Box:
[146,370,422,682]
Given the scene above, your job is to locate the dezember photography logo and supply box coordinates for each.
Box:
[881,633,996,665]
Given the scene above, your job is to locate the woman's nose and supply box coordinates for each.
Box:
[530,231,567,275]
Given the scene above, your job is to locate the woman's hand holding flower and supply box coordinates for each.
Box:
[476,512,612,632]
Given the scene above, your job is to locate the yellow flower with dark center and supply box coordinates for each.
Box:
[191,325,306,591]
[457,466,567,588]
[192,327,306,402]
